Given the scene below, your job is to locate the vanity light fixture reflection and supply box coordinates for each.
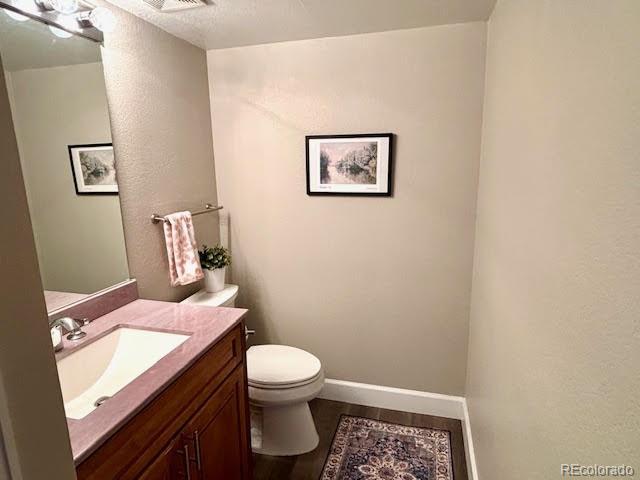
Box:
[3,7,28,20]
[88,6,115,32]
[35,0,77,14]
[49,0,77,14]
[2,0,36,20]
[49,24,73,37]
[11,0,116,37]
[77,5,115,33]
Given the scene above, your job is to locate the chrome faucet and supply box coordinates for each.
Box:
[49,317,88,351]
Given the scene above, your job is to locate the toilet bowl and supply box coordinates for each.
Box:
[247,345,324,456]
[181,285,324,456]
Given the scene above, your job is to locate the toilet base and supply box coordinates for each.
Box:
[251,401,319,456]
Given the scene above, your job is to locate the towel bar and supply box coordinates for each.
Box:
[151,204,223,224]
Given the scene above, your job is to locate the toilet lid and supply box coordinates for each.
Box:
[180,285,238,307]
[247,345,322,387]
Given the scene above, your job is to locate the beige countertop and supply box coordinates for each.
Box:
[55,299,247,465]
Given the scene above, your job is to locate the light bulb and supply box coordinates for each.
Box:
[88,7,116,33]
[49,0,78,14]
[3,8,29,21]
[49,25,73,38]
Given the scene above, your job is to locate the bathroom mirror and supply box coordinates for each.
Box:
[0,9,130,313]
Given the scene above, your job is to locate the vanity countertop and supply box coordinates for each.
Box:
[56,299,248,465]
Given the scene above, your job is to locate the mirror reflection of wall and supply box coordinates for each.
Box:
[0,9,130,312]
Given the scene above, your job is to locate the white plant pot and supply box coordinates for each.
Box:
[204,267,226,293]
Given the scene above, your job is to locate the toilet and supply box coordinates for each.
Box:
[181,284,324,456]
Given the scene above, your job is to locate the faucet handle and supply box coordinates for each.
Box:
[51,325,63,352]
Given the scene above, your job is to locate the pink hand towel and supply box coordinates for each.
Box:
[162,211,204,287]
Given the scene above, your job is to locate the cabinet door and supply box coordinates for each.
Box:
[184,365,251,480]
[138,436,194,480]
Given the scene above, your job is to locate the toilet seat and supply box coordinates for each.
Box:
[247,345,322,388]
[248,370,325,407]
[249,370,323,390]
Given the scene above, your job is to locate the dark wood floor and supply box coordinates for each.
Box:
[252,398,468,480]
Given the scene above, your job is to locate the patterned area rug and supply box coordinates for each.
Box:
[320,415,453,480]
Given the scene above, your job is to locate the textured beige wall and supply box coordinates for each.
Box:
[466,0,640,477]
[0,59,75,480]
[7,63,129,295]
[208,24,486,394]
[97,1,219,301]
[0,432,9,479]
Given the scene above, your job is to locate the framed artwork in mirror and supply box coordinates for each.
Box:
[306,133,394,196]
[68,143,118,195]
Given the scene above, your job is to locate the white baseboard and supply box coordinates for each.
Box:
[318,379,478,480]
[319,379,465,419]
[461,399,479,480]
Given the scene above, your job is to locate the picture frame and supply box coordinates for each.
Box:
[68,143,118,195]
[306,133,394,196]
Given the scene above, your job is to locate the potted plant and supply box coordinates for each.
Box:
[199,244,231,293]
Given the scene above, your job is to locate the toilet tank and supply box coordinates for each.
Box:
[180,284,239,308]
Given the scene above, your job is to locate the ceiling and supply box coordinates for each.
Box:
[0,10,100,71]
[104,0,497,50]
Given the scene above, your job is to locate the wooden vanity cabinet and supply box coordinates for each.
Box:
[140,366,250,480]
[76,323,252,480]
[181,366,250,480]
[137,436,182,480]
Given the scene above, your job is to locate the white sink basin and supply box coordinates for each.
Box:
[56,327,189,419]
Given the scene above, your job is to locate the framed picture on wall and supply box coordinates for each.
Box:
[306,133,394,196]
[68,143,118,195]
